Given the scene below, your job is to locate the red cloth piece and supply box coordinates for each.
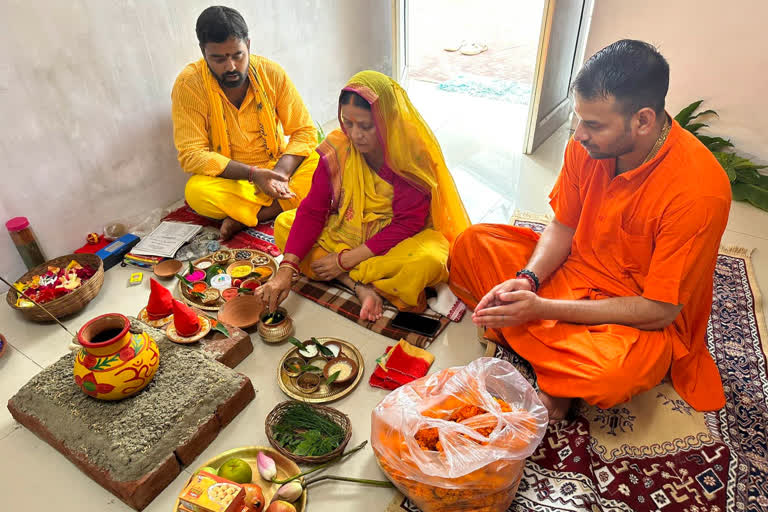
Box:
[146,279,174,319]
[74,235,109,254]
[368,343,432,390]
[172,299,200,337]
[386,343,432,379]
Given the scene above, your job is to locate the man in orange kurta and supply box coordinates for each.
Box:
[449,40,731,420]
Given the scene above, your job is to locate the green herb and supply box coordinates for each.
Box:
[289,337,307,350]
[204,264,224,284]
[313,338,334,357]
[209,318,230,338]
[174,273,193,289]
[272,403,345,457]
[325,370,341,386]
[300,365,322,373]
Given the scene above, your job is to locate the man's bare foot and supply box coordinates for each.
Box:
[538,390,573,424]
[220,217,245,241]
[355,283,384,321]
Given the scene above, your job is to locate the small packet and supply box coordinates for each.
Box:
[128,272,144,286]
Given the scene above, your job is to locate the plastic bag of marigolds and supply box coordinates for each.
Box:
[371,357,548,511]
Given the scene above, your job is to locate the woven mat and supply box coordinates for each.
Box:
[162,203,280,256]
[291,276,449,348]
[388,213,768,512]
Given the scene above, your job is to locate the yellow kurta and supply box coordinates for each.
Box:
[171,55,318,225]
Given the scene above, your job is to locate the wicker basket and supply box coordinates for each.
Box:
[5,253,104,322]
[265,400,352,464]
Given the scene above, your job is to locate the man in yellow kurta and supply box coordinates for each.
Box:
[172,6,318,239]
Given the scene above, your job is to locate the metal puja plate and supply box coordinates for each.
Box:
[277,337,365,403]
[177,249,277,311]
[175,446,307,511]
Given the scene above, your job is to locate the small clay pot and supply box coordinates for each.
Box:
[201,288,221,305]
[258,307,294,343]
[213,250,232,263]
[252,266,274,282]
[194,258,214,270]
[282,356,306,378]
[221,287,239,302]
[227,260,254,279]
[217,295,264,329]
[250,254,270,267]
[241,278,261,294]
[153,259,183,278]
[321,341,344,360]
[233,249,253,261]
[297,372,321,393]
[296,339,320,359]
[323,356,359,385]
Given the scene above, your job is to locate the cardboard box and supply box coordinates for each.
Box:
[178,472,245,512]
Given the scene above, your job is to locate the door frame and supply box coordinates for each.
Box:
[523,0,594,154]
[391,0,409,83]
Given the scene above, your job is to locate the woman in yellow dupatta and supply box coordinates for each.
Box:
[260,71,470,320]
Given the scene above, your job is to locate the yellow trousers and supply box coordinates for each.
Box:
[275,208,449,311]
[184,152,319,226]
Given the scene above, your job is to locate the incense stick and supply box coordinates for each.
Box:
[0,275,78,338]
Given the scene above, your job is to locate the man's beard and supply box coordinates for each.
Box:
[209,66,248,89]
[581,132,634,160]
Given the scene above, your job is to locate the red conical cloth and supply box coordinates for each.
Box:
[172,299,200,337]
[146,279,173,320]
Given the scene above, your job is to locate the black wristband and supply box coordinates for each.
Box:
[516,269,540,293]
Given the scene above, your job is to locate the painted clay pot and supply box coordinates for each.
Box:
[73,313,159,400]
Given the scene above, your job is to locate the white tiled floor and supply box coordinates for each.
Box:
[1,85,767,512]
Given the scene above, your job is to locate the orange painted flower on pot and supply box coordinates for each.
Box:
[73,313,160,400]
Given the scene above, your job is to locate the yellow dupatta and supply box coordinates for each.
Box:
[199,54,283,161]
[316,71,470,248]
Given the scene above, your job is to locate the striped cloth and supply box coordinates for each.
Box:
[291,276,450,348]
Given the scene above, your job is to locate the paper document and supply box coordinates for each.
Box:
[130,221,202,258]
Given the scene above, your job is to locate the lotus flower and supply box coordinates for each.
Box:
[257,451,277,481]
[265,501,296,512]
[276,481,303,502]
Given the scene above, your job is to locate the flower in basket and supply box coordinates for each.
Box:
[14,260,97,306]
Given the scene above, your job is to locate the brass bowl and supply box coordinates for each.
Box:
[258,307,294,343]
[282,356,306,378]
[296,372,321,393]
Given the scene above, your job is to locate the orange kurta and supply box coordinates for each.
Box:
[449,120,731,411]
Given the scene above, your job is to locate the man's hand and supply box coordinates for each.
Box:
[473,289,542,328]
[251,168,296,200]
[309,252,343,281]
[475,278,533,312]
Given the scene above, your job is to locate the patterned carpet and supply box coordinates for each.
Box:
[388,215,768,512]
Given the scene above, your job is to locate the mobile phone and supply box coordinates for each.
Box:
[391,312,442,337]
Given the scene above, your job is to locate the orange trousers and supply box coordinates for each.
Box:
[448,224,673,408]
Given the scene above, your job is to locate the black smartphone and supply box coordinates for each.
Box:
[391,312,442,337]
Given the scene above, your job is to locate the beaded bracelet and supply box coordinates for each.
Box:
[247,166,256,185]
[516,269,540,293]
[336,248,354,272]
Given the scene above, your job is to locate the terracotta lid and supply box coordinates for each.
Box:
[6,217,29,232]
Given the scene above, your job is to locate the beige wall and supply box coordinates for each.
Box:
[0,0,391,282]
[583,0,767,162]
